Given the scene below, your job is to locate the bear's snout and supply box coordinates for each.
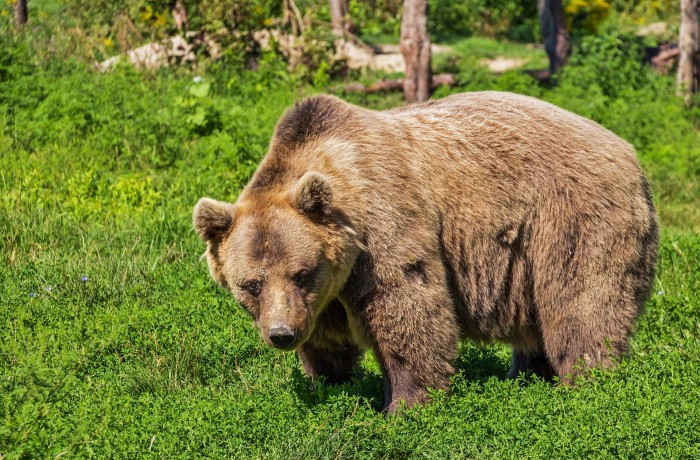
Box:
[268,324,297,349]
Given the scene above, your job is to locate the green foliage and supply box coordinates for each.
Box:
[0,30,34,85]
[429,0,538,41]
[61,0,282,45]
[348,0,403,37]
[606,0,679,35]
[348,0,539,42]
[564,0,612,35]
[175,80,224,135]
[560,31,654,98]
[9,0,283,70]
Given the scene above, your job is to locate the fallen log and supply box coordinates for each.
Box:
[650,47,680,74]
[343,73,455,93]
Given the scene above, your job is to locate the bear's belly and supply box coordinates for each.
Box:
[440,220,541,351]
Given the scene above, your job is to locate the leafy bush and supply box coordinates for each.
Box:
[607,0,679,29]
[559,31,655,97]
[61,0,282,46]
[565,0,612,35]
[429,0,537,41]
[348,0,403,37]
[346,0,538,41]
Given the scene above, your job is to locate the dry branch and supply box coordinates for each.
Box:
[652,48,680,73]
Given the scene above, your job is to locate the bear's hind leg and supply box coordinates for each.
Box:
[531,212,645,382]
[539,311,626,382]
[535,266,638,381]
[508,349,556,380]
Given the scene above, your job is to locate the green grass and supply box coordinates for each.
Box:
[446,36,549,69]
[355,35,549,75]
[2,31,700,458]
[359,33,401,46]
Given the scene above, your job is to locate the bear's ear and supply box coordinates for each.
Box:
[290,172,333,217]
[193,198,236,242]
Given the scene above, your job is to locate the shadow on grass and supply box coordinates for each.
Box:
[289,365,386,412]
[453,344,511,382]
[453,345,559,388]
[288,343,532,411]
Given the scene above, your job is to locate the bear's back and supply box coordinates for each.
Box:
[384,91,638,176]
[376,92,646,221]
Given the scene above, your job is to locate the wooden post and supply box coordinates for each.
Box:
[400,0,431,103]
[171,0,188,32]
[677,0,700,100]
[330,0,348,35]
[14,0,28,29]
[538,0,571,75]
[283,0,303,37]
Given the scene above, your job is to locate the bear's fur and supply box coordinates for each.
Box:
[194,92,658,412]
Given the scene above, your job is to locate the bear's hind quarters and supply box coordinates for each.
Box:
[508,339,625,385]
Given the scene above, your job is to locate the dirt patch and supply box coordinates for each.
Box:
[342,42,453,73]
[479,57,528,73]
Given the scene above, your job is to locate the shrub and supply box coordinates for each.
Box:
[429,0,537,41]
[565,0,612,35]
[560,31,655,98]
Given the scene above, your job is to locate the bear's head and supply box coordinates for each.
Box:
[193,172,361,350]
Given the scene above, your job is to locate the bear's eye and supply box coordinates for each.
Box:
[240,279,262,297]
[293,269,311,287]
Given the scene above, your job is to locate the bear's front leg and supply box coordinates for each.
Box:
[297,342,362,385]
[297,299,362,385]
[346,258,460,412]
[372,320,457,412]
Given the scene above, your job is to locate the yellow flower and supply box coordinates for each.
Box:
[154,12,168,28]
[263,18,274,27]
[140,5,153,22]
[104,37,114,47]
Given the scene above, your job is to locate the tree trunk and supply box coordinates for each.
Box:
[677,0,700,100]
[538,0,571,75]
[14,0,28,29]
[400,0,431,103]
[171,0,188,32]
[330,0,348,35]
[282,0,304,37]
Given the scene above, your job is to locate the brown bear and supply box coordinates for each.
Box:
[193,92,658,412]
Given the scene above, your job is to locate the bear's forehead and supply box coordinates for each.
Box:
[246,220,288,264]
[228,209,318,267]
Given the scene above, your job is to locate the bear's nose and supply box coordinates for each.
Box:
[269,325,296,348]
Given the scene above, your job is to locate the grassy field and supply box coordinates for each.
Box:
[2,29,700,459]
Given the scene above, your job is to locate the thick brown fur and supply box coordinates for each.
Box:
[193,92,658,412]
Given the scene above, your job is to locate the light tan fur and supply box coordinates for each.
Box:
[194,92,658,412]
